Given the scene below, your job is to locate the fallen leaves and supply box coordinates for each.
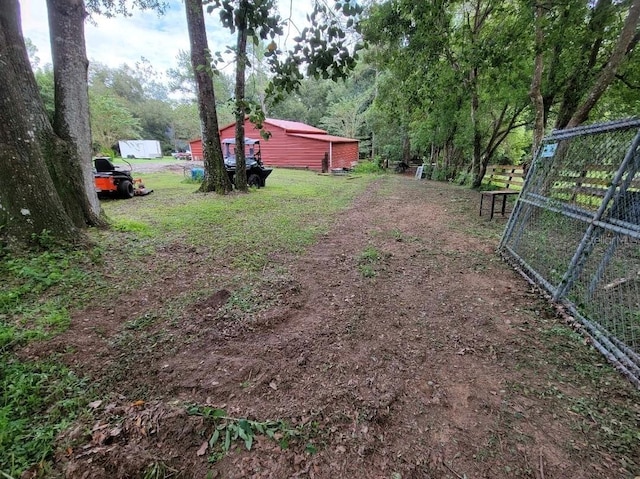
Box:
[196,441,208,456]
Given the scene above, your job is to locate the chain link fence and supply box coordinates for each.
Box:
[500,118,640,387]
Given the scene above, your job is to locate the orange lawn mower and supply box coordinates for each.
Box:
[93,157,153,199]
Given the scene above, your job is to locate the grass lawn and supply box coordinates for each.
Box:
[0,168,375,477]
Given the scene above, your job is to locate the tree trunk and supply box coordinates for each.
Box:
[47,0,105,226]
[234,1,249,192]
[402,131,410,164]
[185,0,231,194]
[567,0,640,128]
[530,2,545,157]
[470,66,483,189]
[0,0,80,248]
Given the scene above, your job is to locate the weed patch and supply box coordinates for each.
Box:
[357,245,383,278]
[186,405,319,463]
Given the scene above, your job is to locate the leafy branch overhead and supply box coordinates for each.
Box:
[206,0,284,42]
[266,0,366,99]
[85,0,168,17]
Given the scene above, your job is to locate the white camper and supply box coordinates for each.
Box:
[118,140,162,159]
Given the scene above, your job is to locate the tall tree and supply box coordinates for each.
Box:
[47,0,104,226]
[232,0,251,191]
[209,0,282,191]
[185,0,231,194]
[0,0,81,247]
[529,0,545,156]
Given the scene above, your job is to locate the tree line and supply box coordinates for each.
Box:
[1,0,638,249]
[361,0,640,186]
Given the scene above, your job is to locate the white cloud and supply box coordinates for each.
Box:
[20,0,313,74]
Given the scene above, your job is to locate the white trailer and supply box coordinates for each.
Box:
[118,140,162,159]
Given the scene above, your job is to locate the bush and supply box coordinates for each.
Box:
[455,171,473,186]
[352,158,384,174]
[431,166,457,181]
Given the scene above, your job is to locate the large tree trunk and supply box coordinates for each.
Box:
[0,0,80,248]
[185,0,231,194]
[567,0,640,128]
[47,0,105,226]
[234,1,249,192]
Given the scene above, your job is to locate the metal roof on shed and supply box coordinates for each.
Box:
[264,118,327,134]
[288,133,359,143]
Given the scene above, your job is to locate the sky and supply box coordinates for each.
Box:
[20,0,313,76]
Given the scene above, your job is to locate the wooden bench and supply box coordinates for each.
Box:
[549,166,640,215]
[479,165,524,220]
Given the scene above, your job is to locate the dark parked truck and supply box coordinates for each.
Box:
[222,138,273,187]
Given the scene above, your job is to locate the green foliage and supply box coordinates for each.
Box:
[171,101,203,146]
[34,66,55,122]
[361,0,640,183]
[89,90,142,151]
[111,218,152,235]
[265,0,364,99]
[266,77,334,126]
[352,159,384,174]
[97,146,117,159]
[0,357,88,476]
[186,405,318,460]
[357,245,382,278]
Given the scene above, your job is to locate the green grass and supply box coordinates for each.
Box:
[0,250,103,350]
[0,168,375,477]
[0,249,104,476]
[101,169,371,254]
[0,358,89,476]
[357,245,382,278]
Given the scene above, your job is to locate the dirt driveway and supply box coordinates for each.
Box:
[38,175,639,478]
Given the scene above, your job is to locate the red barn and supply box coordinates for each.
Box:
[188,118,359,171]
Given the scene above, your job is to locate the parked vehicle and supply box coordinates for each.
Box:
[93,157,152,199]
[171,151,192,160]
[222,138,273,187]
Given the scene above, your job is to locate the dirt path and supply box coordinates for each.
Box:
[47,176,638,478]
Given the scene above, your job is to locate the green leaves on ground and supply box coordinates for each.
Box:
[186,405,317,462]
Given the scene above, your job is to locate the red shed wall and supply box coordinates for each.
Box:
[189,140,203,161]
[220,120,329,171]
[331,142,359,169]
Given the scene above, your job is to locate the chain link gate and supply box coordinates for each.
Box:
[499,118,640,387]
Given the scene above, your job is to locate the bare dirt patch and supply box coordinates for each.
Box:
[23,176,639,478]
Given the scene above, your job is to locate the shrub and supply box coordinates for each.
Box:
[352,159,384,174]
